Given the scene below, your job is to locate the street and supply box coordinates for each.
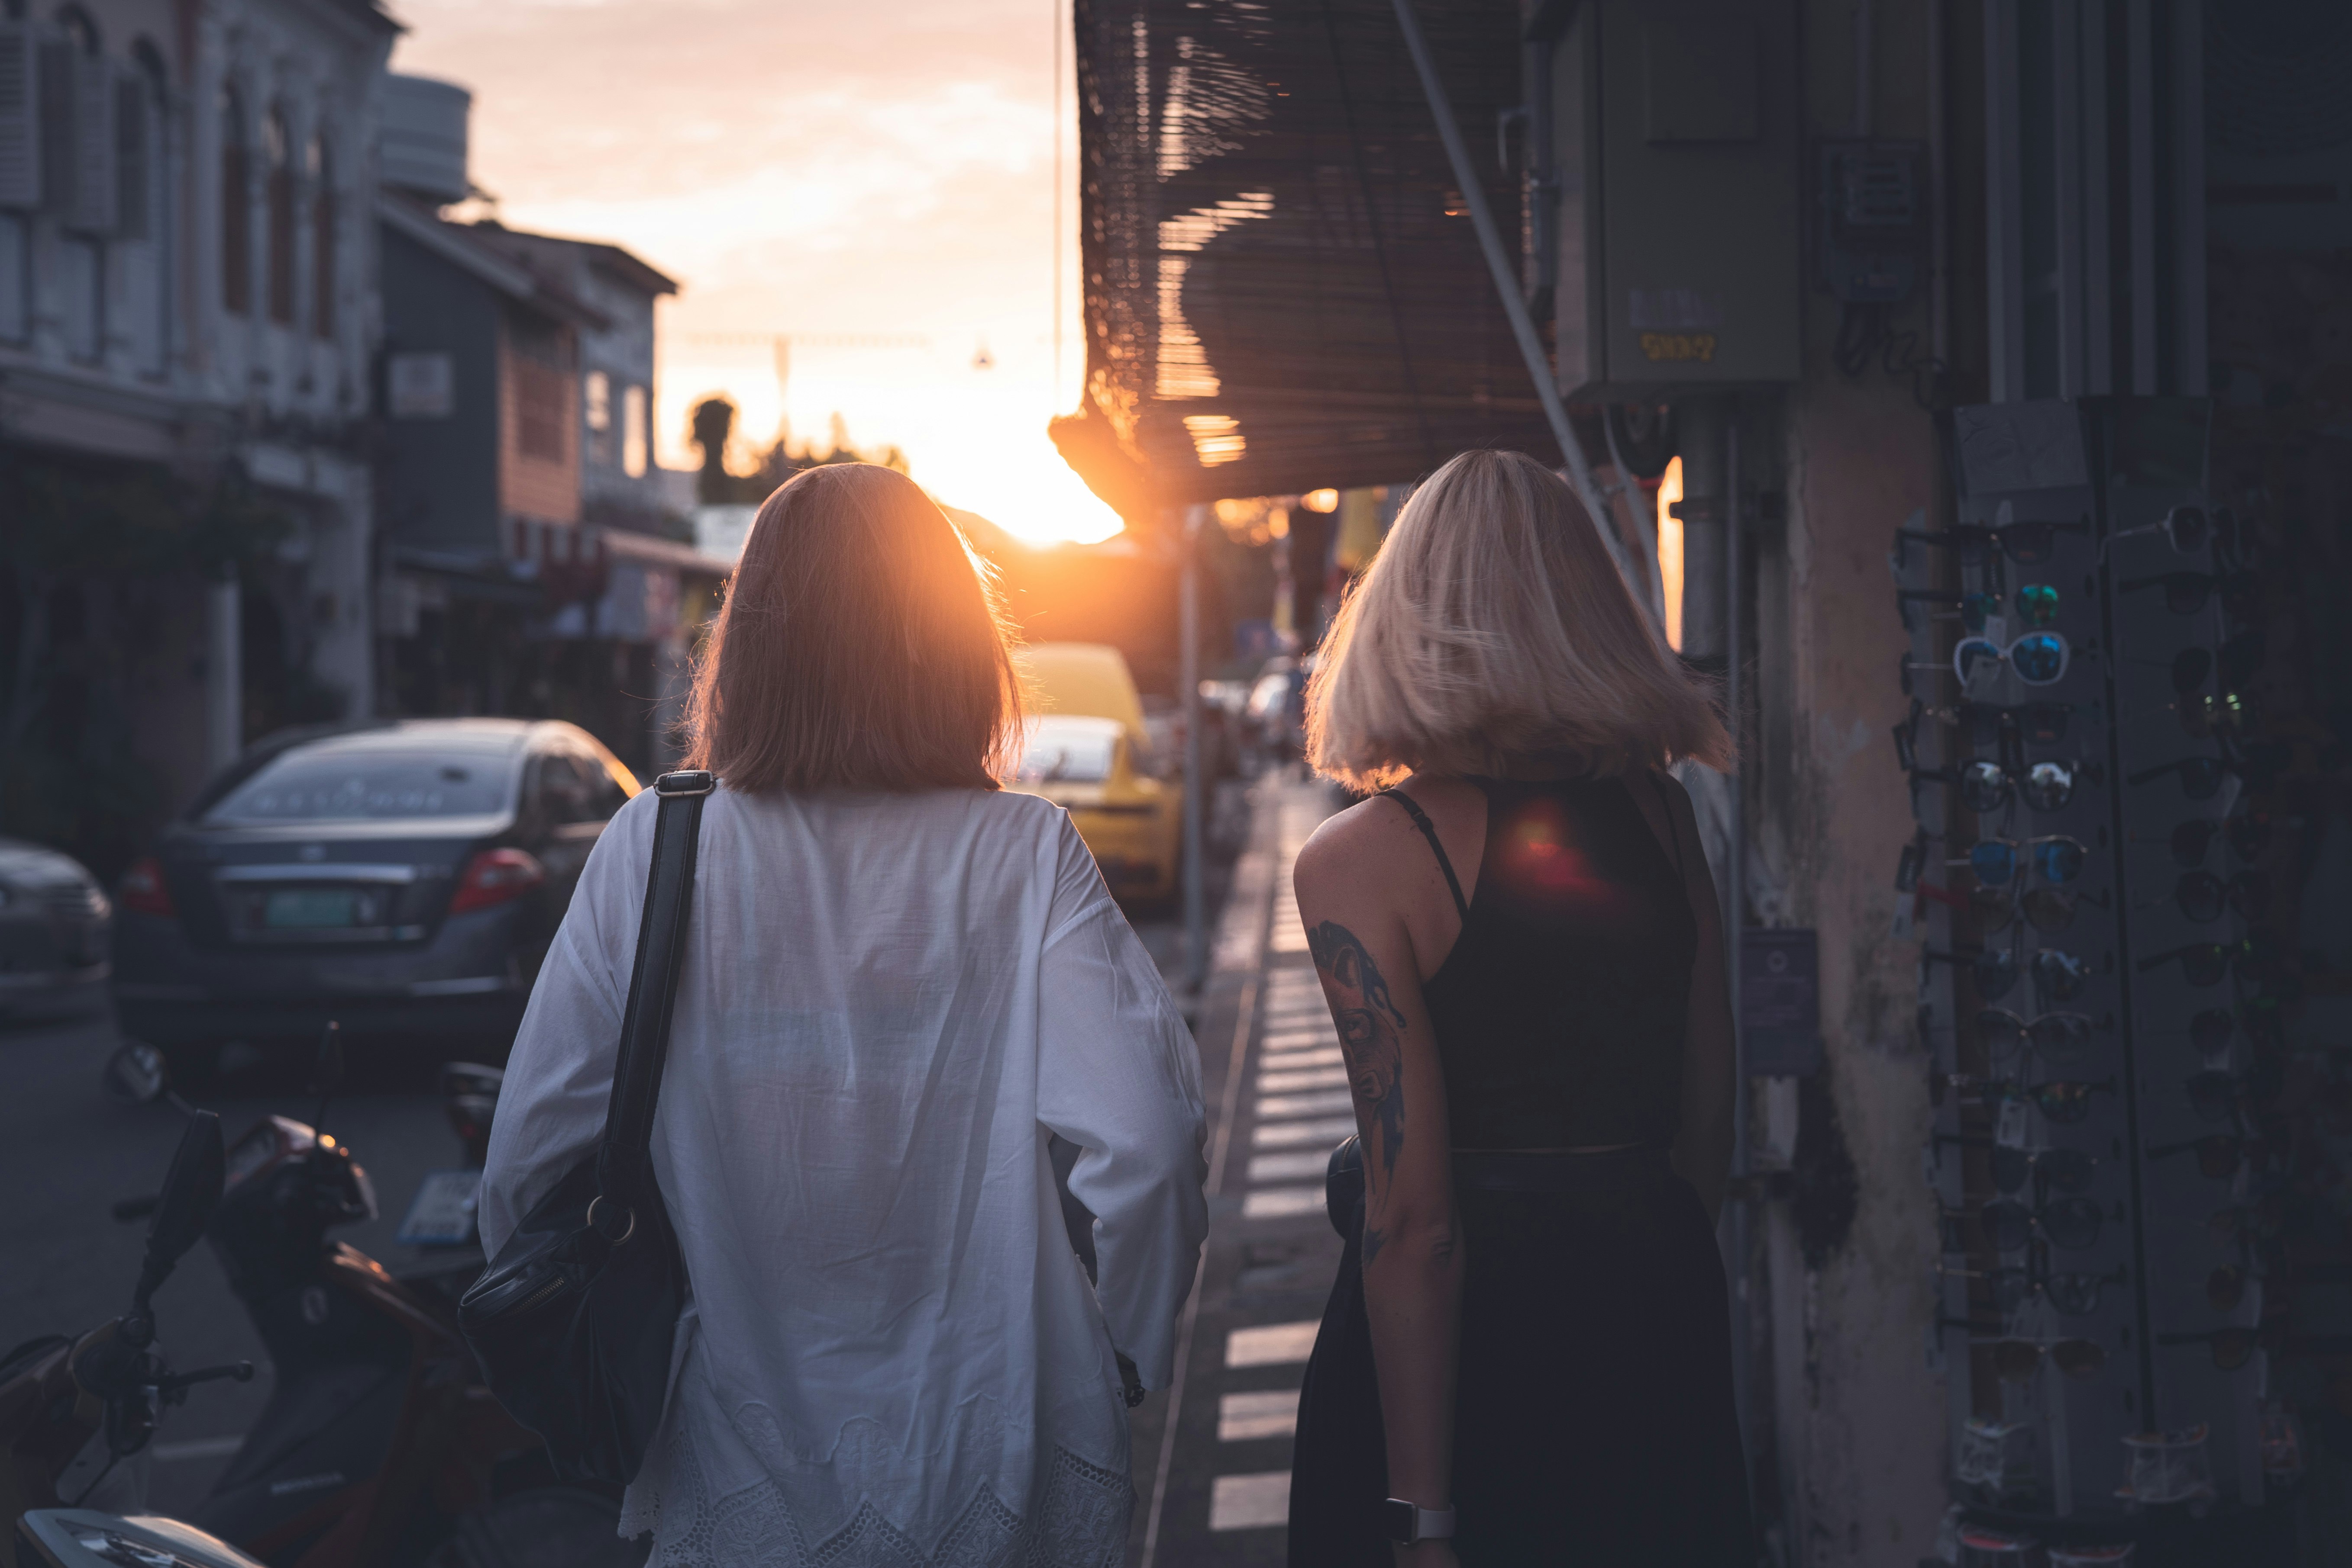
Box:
[0,774,1326,1552]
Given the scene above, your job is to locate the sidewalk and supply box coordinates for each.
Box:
[1124,769,1353,1565]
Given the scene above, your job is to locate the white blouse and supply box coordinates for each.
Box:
[479,785,1208,1567]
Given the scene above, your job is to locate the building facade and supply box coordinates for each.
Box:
[0,0,394,871]
[373,74,717,777]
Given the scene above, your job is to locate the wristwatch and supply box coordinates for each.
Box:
[1381,1498,1457,1545]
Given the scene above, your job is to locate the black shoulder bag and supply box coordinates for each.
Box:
[458,768,713,1487]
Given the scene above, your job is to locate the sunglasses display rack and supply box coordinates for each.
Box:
[1902,397,2322,1552]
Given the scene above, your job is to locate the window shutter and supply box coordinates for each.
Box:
[65,50,114,234]
[113,70,145,241]
[37,39,67,214]
[0,25,36,209]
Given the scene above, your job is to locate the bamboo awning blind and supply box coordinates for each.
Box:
[1052,0,1558,520]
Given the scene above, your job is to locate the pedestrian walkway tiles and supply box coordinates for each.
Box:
[1224,1320,1319,1368]
[1217,1389,1301,1441]
[1210,1471,1294,1531]
[1240,1186,1324,1219]
[1246,1149,1331,1182]
[1183,787,1360,1545]
[1252,1115,1357,1147]
[1255,1089,1354,1120]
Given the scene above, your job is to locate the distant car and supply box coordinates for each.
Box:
[1246,656,1308,760]
[0,838,113,1022]
[1005,643,1182,904]
[112,719,638,1075]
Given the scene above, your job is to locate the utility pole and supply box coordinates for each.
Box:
[1180,504,1208,998]
[686,333,930,440]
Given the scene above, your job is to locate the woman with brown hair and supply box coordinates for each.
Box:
[1285,449,1754,1564]
[480,464,1208,1566]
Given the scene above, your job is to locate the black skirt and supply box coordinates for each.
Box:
[1287,1145,1756,1566]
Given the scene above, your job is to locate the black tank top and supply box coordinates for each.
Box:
[1385,776,1696,1150]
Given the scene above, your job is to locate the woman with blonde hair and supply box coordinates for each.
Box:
[480,463,1208,1565]
[1285,449,1753,1564]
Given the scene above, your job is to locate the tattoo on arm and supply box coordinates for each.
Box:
[1307,921,1410,1266]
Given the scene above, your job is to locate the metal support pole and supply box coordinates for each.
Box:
[206,570,242,774]
[1722,417,1758,1533]
[1388,0,1642,601]
[1180,504,1208,997]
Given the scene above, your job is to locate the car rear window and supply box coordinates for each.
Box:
[1015,719,1119,784]
[201,751,518,823]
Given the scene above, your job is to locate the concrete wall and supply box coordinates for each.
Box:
[1743,1,1978,1558]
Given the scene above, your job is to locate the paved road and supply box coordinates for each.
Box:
[0,778,1264,1532]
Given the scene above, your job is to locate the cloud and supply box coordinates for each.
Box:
[386,0,1118,540]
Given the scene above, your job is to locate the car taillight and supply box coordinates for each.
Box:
[449,848,546,914]
[118,857,174,917]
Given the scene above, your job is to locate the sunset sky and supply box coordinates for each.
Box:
[388,0,1121,543]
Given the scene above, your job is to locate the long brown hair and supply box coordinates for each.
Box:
[682,463,1023,792]
[1307,449,1732,789]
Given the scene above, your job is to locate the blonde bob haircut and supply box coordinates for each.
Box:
[1306,448,1732,790]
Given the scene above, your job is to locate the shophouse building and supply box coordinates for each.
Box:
[373,73,721,776]
[0,0,396,872]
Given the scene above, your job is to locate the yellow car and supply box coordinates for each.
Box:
[1007,643,1182,905]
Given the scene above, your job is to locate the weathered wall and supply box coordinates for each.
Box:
[1745,0,1979,1558]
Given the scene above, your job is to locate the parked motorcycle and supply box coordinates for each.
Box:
[74,1032,643,1568]
[5,1085,269,1567]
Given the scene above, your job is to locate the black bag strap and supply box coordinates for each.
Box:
[593,769,714,1225]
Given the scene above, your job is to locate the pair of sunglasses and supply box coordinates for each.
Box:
[2121,570,2258,619]
[2129,753,2239,801]
[1957,836,2088,886]
[1900,513,2092,566]
[1976,1008,2100,1066]
[2149,1133,2275,1180]
[1927,946,2088,1004]
[2137,941,2255,988]
[1943,1075,2116,1125]
[1956,631,2072,687]
[1971,885,2100,937]
[1920,700,2076,747]
[1938,1136,2100,1196]
[2136,869,2270,925]
[2170,689,2263,742]
[1962,1332,2109,1383]
[1964,1195,2105,1251]
[2135,813,2270,868]
[1942,1263,2128,1317]
[1911,758,2082,815]
[1897,584,2061,634]
[2156,631,2267,695]
[2170,1006,2239,1057]
[2157,1324,2277,1372]
[2187,1060,2284,1123]
[2108,502,2216,556]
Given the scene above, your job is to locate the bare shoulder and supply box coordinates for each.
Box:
[1292,777,1483,898]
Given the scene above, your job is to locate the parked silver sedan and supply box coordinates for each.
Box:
[0,837,113,1021]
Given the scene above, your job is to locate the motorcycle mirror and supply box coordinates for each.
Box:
[129,1109,225,1329]
[310,1020,343,1135]
[103,1042,171,1106]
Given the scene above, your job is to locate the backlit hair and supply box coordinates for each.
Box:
[1306,448,1732,790]
[682,463,1023,792]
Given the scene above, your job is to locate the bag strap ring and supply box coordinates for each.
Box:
[587,1195,636,1246]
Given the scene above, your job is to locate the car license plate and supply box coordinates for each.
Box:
[263,889,361,928]
[398,1170,481,1247]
